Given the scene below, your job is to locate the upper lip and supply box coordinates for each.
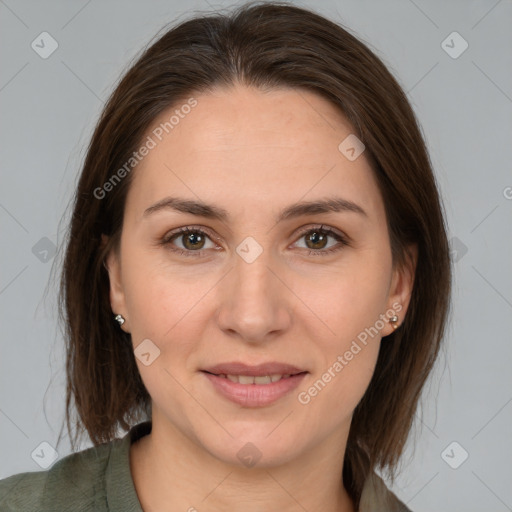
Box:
[202,362,308,376]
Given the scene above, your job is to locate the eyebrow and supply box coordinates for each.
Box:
[143,196,367,222]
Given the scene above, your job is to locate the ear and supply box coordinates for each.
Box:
[102,234,130,333]
[381,243,418,337]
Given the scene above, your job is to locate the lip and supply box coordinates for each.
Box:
[202,371,308,407]
[202,361,307,377]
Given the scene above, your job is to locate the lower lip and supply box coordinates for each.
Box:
[202,371,307,407]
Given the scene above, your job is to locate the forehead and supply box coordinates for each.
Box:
[153,85,354,156]
[126,85,384,222]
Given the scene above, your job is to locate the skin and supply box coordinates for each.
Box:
[105,85,416,512]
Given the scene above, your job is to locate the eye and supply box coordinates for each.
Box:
[160,226,218,257]
[292,225,349,256]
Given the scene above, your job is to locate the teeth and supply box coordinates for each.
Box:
[220,374,293,384]
[254,375,271,384]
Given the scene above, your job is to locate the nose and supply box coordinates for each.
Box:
[215,248,292,343]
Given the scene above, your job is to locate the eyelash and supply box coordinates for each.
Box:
[159,224,349,258]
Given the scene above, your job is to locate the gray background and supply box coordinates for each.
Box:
[1,0,511,510]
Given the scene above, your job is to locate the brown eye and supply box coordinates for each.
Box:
[293,225,349,256]
[180,231,206,250]
[161,227,217,257]
[305,230,329,250]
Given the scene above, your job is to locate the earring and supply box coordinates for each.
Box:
[114,314,125,326]
[389,315,399,330]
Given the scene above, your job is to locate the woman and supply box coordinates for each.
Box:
[0,1,451,510]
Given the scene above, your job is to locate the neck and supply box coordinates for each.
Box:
[130,416,356,512]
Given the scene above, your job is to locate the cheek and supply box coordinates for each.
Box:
[299,251,391,339]
[293,252,389,406]
[122,246,207,339]
[298,312,382,421]
[315,347,380,417]
[123,261,205,406]
[122,253,215,393]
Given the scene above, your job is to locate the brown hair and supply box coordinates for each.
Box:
[57,1,451,506]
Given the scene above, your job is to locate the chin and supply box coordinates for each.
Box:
[198,424,307,469]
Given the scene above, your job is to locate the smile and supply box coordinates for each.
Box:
[202,371,308,407]
[213,373,295,384]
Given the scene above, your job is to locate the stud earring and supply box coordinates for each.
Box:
[114,314,125,326]
[389,315,399,330]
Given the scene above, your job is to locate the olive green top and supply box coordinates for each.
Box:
[0,421,411,511]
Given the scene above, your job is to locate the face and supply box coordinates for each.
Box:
[106,85,415,467]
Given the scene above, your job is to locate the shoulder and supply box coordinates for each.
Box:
[359,471,412,512]
[0,438,116,512]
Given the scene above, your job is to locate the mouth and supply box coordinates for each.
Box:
[201,371,307,385]
[201,361,307,377]
[200,362,308,407]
